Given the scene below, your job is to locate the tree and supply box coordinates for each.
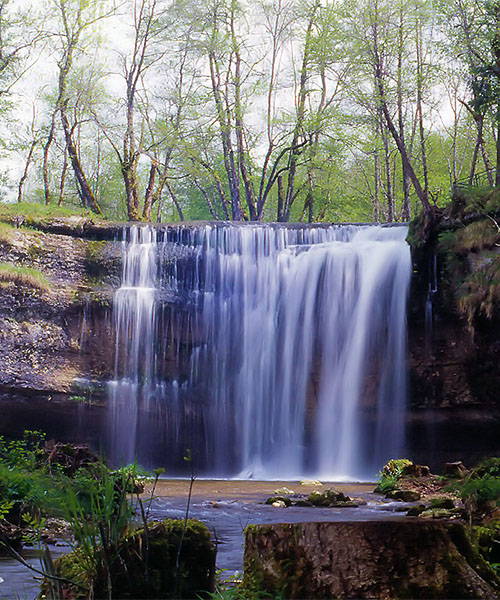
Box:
[41,0,117,214]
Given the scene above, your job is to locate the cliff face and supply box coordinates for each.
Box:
[407,190,500,467]
[0,224,120,394]
[0,219,121,444]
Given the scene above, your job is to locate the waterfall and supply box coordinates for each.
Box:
[108,223,411,480]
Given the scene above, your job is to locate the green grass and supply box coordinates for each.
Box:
[0,201,94,221]
[0,221,15,243]
[0,262,51,292]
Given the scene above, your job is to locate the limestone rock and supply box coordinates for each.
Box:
[243,520,500,599]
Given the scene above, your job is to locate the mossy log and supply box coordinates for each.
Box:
[243,520,500,599]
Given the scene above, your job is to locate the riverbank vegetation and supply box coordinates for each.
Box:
[0,431,215,599]
[0,0,500,223]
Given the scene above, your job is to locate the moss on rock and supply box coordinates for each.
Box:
[47,518,215,599]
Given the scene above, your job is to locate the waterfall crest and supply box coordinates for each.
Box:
[108,223,411,480]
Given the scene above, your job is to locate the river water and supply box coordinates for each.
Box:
[0,479,409,599]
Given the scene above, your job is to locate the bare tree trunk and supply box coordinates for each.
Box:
[43,110,57,205]
[17,140,37,203]
[277,174,284,220]
[481,130,494,185]
[58,146,68,206]
[194,180,218,220]
[416,21,429,199]
[373,58,430,212]
[208,42,242,220]
[165,180,184,221]
[396,12,410,221]
[381,122,394,222]
[280,6,316,222]
[231,8,256,220]
[142,162,156,221]
[496,106,500,187]
[60,106,102,214]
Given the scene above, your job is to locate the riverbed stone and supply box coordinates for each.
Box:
[265,496,292,507]
[243,520,500,599]
[406,504,427,516]
[293,500,313,507]
[307,488,350,506]
[385,489,421,502]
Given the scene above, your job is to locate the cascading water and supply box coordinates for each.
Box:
[108,223,411,480]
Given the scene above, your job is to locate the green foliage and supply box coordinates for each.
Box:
[447,457,500,514]
[0,499,14,520]
[472,457,500,479]
[375,459,413,494]
[0,430,46,469]
[207,579,279,600]
[383,458,413,477]
[0,262,50,292]
[0,463,61,525]
[0,432,60,523]
[456,256,500,325]
[374,474,399,494]
[458,476,500,506]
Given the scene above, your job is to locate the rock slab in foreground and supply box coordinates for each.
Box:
[243,520,500,599]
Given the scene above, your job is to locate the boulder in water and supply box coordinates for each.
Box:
[265,496,292,507]
[308,488,350,506]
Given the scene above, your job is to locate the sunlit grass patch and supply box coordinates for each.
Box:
[0,201,92,221]
[0,262,50,292]
[0,221,15,244]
